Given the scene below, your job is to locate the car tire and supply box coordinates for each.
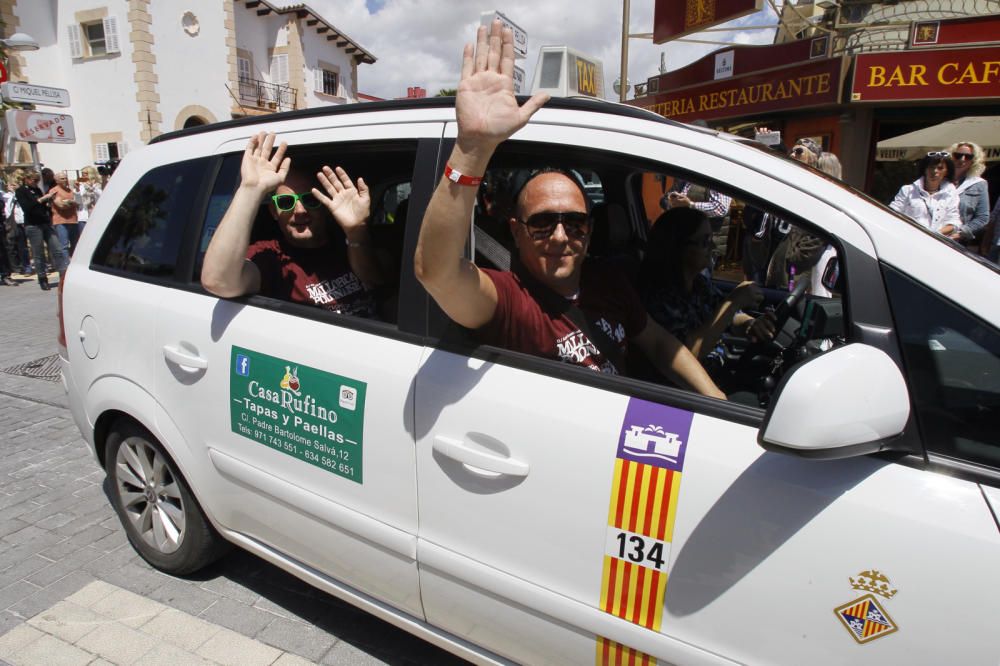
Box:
[105,419,229,575]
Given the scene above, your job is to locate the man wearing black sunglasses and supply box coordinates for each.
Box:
[202,132,383,316]
[415,22,725,400]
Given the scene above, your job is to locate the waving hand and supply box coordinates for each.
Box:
[455,21,549,151]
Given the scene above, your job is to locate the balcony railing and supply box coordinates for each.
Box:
[237,78,296,111]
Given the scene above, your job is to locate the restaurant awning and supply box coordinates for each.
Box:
[876,116,1000,162]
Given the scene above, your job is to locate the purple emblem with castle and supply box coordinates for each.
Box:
[616,398,694,472]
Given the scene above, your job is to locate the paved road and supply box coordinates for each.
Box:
[0,274,467,665]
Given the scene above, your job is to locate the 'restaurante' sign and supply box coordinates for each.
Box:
[852,46,1000,102]
[633,38,844,123]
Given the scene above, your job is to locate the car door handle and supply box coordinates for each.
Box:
[432,436,529,477]
[162,344,208,370]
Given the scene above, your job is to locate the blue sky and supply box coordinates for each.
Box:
[282,1,783,99]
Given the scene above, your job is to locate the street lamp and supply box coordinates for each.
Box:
[0,32,39,51]
[613,77,631,97]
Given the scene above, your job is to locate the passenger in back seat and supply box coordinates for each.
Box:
[202,132,384,317]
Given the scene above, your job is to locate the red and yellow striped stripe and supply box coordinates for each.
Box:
[597,458,684,664]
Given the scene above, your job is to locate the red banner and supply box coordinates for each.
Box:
[635,57,843,123]
[852,46,1000,103]
[653,0,763,43]
[910,14,1000,48]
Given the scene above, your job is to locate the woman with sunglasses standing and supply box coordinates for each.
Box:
[638,208,775,375]
[938,142,989,244]
[889,151,961,234]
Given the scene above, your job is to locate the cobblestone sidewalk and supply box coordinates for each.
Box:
[0,282,466,665]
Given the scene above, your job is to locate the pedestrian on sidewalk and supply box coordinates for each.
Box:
[3,176,29,274]
[15,170,66,291]
[75,165,103,236]
[51,172,80,256]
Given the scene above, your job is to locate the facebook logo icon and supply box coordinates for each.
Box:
[235,354,250,377]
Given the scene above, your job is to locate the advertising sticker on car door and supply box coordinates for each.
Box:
[230,346,366,483]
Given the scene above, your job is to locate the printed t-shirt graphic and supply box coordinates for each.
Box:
[247,237,375,317]
[478,263,647,374]
[596,398,693,665]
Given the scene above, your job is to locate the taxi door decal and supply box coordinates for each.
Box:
[597,398,692,665]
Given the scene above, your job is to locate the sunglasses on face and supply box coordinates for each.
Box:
[952,152,973,161]
[791,147,806,157]
[926,151,949,159]
[271,192,322,212]
[518,211,590,240]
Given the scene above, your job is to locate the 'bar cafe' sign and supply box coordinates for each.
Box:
[852,46,1000,102]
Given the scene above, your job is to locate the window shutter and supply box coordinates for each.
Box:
[68,24,83,59]
[95,143,110,162]
[314,68,323,92]
[118,141,128,156]
[103,16,120,54]
[270,54,288,85]
[238,57,251,81]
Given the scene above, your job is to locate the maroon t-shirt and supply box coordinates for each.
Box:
[247,238,375,317]
[479,263,648,374]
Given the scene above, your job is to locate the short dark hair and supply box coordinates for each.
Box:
[510,168,591,217]
[916,153,955,182]
[639,207,709,293]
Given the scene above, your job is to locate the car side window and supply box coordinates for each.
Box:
[884,266,1000,467]
[463,142,846,408]
[195,141,418,326]
[92,158,211,278]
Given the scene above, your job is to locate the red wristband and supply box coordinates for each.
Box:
[444,163,483,187]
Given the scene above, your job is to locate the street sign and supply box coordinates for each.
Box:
[513,65,525,93]
[4,110,76,144]
[1,82,70,107]
[480,10,527,59]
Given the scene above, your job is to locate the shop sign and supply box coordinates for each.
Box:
[637,57,842,123]
[4,110,75,143]
[654,0,763,43]
[852,46,1000,103]
[910,14,1000,49]
[714,50,734,80]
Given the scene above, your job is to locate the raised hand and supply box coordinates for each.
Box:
[313,166,370,232]
[455,20,549,151]
[240,132,289,194]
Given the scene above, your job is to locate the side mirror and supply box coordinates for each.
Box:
[759,344,910,459]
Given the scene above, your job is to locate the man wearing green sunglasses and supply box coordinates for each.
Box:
[202,132,383,316]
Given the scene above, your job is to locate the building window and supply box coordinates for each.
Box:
[85,22,106,55]
[238,57,252,82]
[269,54,289,86]
[68,16,120,59]
[314,64,341,97]
[96,141,124,162]
[320,69,338,96]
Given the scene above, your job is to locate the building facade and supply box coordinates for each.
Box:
[0,0,375,172]
[631,0,1000,202]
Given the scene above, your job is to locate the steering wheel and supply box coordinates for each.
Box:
[725,280,811,397]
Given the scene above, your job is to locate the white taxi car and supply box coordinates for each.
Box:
[60,97,1000,665]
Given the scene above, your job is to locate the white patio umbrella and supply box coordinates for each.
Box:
[876,116,1000,162]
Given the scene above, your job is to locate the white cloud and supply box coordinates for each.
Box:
[280,1,780,99]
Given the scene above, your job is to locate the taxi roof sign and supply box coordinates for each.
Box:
[530,46,605,100]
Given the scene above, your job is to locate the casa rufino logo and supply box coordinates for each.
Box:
[229,346,366,484]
